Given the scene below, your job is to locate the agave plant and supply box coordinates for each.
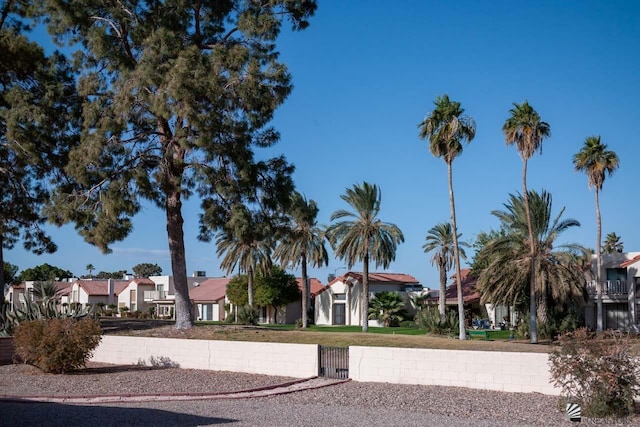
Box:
[0,282,91,336]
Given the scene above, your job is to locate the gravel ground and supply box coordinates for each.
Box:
[0,363,637,426]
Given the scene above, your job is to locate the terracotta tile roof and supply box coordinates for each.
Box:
[189,278,230,302]
[315,271,419,296]
[53,281,73,296]
[427,269,479,304]
[295,277,325,296]
[77,280,130,296]
[344,272,419,284]
[620,254,640,268]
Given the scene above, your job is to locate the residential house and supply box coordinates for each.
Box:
[146,271,216,318]
[427,269,517,329]
[4,280,74,311]
[314,272,423,326]
[69,279,130,308]
[258,277,325,324]
[116,278,156,314]
[585,251,640,330]
[189,277,230,321]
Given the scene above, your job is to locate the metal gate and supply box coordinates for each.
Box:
[318,346,349,379]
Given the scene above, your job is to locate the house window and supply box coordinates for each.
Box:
[130,290,136,312]
[333,303,346,325]
[72,290,78,303]
[334,293,346,301]
[606,268,627,281]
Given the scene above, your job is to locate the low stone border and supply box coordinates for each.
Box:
[0,337,15,365]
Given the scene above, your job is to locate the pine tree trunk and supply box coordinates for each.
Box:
[0,235,5,293]
[301,253,308,328]
[522,159,538,343]
[447,162,466,340]
[166,189,193,329]
[361,252,369,332]
[595,189,603,332]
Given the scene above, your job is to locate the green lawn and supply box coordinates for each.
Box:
[261,324,426,335]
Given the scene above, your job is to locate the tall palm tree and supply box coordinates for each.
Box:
[422,222,469,323]
[476,190,586,327]
[86,264,94,278]
[602,232,623,254]
[503,101,550,343]
[418,94,475,340]
[573,136,619,332]
[273,192,329,328]
[216,205,273,308]
[325,182,404,332]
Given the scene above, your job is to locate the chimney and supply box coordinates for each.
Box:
[107,279,115,305]
[327,274,335,283]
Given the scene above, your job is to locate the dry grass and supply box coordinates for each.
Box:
[101,320,555,353]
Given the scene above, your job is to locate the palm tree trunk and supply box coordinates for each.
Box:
[536,294,548,324]
[247,265,254,308]
[438,261,447,324]
[595,189,603,332]
[301,253,309,328]
[522,159,538,343]
[447,162,466,340]
[362,252,369,332]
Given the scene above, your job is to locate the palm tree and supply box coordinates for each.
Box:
[422,222,469,323]
[602,232,623,254]
[86,264,94,278]
[216,205,273,308]
[503,101,550,343]
[368,291,407,327]
[325,182,404,332]
[273,192,329,328]
[573,136,619,332]
[418,94,475,340]
[476,190,586,328]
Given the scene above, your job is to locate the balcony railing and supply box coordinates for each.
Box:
[586,280,628,296]
[143,290,168,301]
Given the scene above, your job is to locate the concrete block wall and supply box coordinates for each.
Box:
[349,346,559,395]
[91,336,319,378]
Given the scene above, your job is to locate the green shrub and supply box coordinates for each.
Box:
[14,318,102,374]
[549,328,640,418]
[237,306,259,325]
[414,306,458,336]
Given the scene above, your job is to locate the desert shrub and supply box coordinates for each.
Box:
[549,328,640,418]
[237,305,259,325]
[14,318,102,373]
[414,306,458,336]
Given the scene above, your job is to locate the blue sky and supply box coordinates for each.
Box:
[8,1,640,288]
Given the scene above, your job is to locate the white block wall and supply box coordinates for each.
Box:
[91,336,319,378]
[349,346,559,395]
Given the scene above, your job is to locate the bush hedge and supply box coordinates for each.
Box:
[14,318,102,374]
[549,328,640,418]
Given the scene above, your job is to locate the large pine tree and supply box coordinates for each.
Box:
[0,1,79,290]
[39,0,317,328]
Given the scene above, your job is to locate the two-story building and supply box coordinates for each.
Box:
[585,252,640,330]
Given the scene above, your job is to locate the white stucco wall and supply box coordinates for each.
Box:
[349,346,559,395]
[91,335,319,378]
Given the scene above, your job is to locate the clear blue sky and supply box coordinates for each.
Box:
[8,1,640,288]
